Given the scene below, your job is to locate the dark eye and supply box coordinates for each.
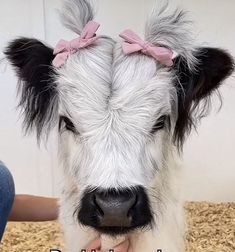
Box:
[151,115,169,134]
[59,116,77,134]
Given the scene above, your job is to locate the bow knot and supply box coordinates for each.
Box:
[141,42,152,54]
[52,21,100,68]
[119,29,173,67]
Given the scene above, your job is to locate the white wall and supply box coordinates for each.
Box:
[0,0,56,197]
[0,0,234,202]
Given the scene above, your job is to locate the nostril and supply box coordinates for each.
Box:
[93,195,104,216]
[127,194,138,218]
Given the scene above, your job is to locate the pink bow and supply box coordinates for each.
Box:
[52,21,100,67]
[119,29,173,67]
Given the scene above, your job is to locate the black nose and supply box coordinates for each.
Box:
[94,190,136,227]
[78,186,152,235]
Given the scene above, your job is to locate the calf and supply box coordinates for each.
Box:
[5,0,234,251]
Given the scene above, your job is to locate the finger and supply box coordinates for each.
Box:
[127,246,133,252]
[112,239,130,252]
[85,238,101,251]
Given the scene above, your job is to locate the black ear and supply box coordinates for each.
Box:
[4,37,58,139]
[173,47,234,148]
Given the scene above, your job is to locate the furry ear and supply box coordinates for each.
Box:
[173,47,234,148]
[4,37,58,139]
[145,1,196,69]
[60,0,94,35]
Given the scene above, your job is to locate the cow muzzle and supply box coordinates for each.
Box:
[78,186,152,235]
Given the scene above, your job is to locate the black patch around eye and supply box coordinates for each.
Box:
[59,116,77,134]
[151,115,170,134]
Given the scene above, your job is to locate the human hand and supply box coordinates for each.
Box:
[85,238,132,252]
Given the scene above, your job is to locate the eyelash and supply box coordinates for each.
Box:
[59,116,78,134]
[151,115,169,134]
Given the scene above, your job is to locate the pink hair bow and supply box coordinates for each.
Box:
[119,29,173,67]
[52,21,100,68]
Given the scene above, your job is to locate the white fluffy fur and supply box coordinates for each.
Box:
[57,0,196,251]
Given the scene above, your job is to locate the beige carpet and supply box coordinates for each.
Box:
[1,202,235,252]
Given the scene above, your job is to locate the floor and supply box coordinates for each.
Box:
[1,202,235,252]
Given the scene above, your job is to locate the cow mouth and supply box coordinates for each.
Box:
[94,226,137,236]
[92,221,152,236]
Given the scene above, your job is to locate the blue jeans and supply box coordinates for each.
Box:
[0,161,15,241]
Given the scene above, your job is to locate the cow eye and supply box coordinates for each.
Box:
[151,115,169,134]
[59,116,77,134]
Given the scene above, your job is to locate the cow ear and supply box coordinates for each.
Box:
[4,37,58,139]
[173,47,234,148]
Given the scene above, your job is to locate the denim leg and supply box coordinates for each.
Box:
[0,161,15,242]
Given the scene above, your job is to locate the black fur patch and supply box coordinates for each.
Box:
[173,47,234,149]
[4,38,57,139]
